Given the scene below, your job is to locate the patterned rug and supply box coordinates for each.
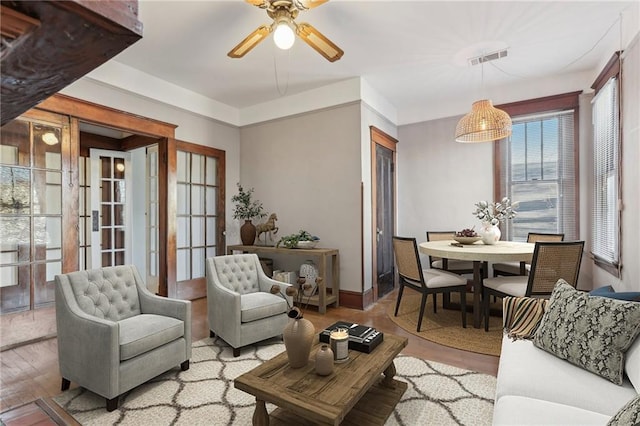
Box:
[52,337,496,425]
[387,291,504,356]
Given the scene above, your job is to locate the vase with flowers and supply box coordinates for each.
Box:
[231,183,266,246]
[472,197,518,245]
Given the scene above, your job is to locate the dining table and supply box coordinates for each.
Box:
[418,240,535,328]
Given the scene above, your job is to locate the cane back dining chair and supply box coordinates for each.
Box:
[492,232,565,277]
[392,236,467,332]
[483,240,585,331]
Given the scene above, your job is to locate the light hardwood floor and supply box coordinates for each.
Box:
[0,290,499,423]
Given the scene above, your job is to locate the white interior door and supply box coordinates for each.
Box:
[90,149,132,268]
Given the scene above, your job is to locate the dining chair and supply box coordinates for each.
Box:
[492,232,565,277]
[392,236,467,332]
[482,240,585,331]
[426,231,487,277]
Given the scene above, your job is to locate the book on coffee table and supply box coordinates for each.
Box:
[318,321,384,353]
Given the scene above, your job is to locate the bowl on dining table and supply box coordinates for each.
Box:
[453,235,482,245]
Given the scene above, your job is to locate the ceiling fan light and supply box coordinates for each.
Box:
[455,100,512,143]
[273,22,295,50]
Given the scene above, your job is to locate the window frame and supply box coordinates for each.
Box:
[590,52,622,277]
[494,92,581,240]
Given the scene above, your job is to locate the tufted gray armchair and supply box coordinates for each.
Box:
[55,265,191,412]
[206,254,293,357]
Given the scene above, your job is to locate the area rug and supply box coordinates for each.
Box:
[52,338,496,426]
[387,291,504,356]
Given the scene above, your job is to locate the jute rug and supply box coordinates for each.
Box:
[387,291,504,356]
[52,337,496,426]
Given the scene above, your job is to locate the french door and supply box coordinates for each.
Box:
[0,111,71,313]
[90,149,132,267]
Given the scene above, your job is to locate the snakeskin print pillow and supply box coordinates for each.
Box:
[533,280,640,385]
[607,394,640,425]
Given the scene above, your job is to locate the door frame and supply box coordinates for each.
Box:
[35,94,227,299]
[370,126,398,302]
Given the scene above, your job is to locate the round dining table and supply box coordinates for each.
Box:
[419,240,535,328]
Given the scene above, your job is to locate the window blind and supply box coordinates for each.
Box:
[591,76,619,266]
[500,110,577,242]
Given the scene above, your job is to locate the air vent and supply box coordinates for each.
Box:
[469,49,508,66]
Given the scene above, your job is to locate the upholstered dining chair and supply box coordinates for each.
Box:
[55,265,192,412]
[206,253,293,357]
[483,240,585,331]
[492,232,565,277]
[426,231,486,277]
[392,236,467,332]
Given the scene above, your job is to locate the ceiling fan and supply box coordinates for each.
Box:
[228,0,344,62]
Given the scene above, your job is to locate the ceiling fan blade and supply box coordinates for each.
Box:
[296,23,343,62]
[294,0,329,10]
[245,0,269,7]
[228,25,272,58]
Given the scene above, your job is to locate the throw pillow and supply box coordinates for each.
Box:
[606,394,640,426]
[503,296,548,340]
[533,279,640,385]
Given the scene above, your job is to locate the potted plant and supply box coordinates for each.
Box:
[276,230,320,249]
[232,183,266,245]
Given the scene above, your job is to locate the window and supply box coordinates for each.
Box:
[495,93,580,242]
[591,76,620,272]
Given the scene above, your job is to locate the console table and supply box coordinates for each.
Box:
[226,245,340,314]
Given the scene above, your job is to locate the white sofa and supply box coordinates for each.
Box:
[493,335,639,425]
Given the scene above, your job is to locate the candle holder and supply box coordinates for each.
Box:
[329,327,349,363]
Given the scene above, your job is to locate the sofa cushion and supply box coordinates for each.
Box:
[503,296,548,340]
[607,394,640,426]
[493,395,611,426]
[240,292,287,323]
[118,314,184,361]
[590,285,640,301]
[497,337,637,416]
[533,280,640,385]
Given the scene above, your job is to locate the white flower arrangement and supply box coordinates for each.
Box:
[473,197,519,225]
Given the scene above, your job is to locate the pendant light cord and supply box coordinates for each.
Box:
[273,44,290,96]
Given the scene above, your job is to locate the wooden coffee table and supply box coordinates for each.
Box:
[234,333,408,425]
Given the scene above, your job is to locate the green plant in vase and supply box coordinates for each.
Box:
[232,183,266,245]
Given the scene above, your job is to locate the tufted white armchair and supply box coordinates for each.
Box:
[55,265,191,412]
[206,253,293,357]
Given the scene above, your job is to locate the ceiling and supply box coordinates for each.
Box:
[109,0,638,125]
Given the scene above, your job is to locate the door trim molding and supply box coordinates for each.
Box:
[370,126,398,303]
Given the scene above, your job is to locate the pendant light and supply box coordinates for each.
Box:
[455,54,512,143]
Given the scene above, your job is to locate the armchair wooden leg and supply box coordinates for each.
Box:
[106,397,119,412]
[181,360,190,371]
[209,330,215,338]
[233,347,241,357]
[433,293,437,313]
[61,378,70,391]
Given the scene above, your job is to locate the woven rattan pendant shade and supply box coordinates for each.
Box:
[455,99,512,143]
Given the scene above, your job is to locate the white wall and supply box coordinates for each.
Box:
[239,103,363,292]
[397,115,494,268]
